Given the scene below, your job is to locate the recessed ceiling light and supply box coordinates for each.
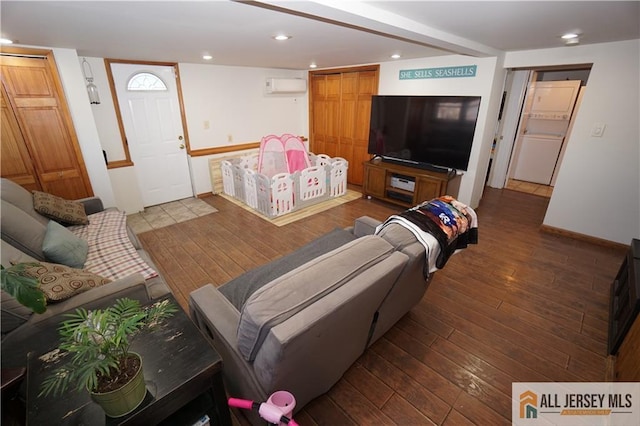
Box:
[202,54,213,60]
[561,33,579,39]
[565,37,580,46]
[0,38,13,44]
[273,35,291,41]
[309,63,317,69]
[391,53,401,59]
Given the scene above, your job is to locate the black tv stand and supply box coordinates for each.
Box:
[380,157,452,174]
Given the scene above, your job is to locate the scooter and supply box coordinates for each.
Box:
[228,397,299,426]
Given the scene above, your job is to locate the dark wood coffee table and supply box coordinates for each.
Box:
[26,295,232,426]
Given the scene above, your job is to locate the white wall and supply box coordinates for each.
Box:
[179,64,307,149]
[79,57,125,163]
[378,55,505,208]
[50,48,116,207]
[505,39,640,245]
[178,64,307,196]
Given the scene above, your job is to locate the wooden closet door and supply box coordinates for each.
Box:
[310,66,378,186]
[1,83,40,191]
[339,71,377,185]
[311,74,341,158]
[0,51,93,199]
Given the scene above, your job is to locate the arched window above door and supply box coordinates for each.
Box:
[127,72,168,91]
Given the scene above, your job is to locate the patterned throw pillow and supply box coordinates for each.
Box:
[32,191,89,226]
[15,262,111,302]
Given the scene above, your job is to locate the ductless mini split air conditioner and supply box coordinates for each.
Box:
[265,78,307,94]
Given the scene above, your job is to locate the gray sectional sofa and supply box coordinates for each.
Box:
[189,215,438,423]
[1,178,171,370]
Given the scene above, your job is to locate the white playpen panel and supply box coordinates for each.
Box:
[270,173,294,216]
[330,159,348,197]
[244,169,258,209]
[221,160,235,197]
[299,166,327,201]
[220,153,348,218]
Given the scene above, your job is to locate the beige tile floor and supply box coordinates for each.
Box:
[505,178,554,198]
[127,197,218,234]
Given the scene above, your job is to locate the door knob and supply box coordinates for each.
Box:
[179,144,185,149]
[178,136,184,140]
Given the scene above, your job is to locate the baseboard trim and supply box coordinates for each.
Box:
[197,192,213,199]
[605,355,616,381]
[540,225,628,250]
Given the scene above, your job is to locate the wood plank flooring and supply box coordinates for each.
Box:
[137,187,626,425]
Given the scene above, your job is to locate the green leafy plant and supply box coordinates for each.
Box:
[39,297,177,397]
[0,263,47,314]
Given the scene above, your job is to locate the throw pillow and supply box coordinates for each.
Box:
[42,221,89,269]
[32,191,89,226]
[15,262,111,302]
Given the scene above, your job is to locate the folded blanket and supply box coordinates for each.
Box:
[69,210,158,281]
[375,195,478,278]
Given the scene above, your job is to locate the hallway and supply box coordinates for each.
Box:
[505,179,553,198]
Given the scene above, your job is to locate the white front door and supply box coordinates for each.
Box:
[111,63,193,207]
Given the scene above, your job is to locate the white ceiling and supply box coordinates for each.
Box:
[1,1,638,70]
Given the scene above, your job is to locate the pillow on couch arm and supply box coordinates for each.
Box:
[32,191,89,226]
[42,221,88,269]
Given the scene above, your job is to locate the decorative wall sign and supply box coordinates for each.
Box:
[399,65,477,80]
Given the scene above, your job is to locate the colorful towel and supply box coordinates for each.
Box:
[375,195,478,278]
[69,210,158,281]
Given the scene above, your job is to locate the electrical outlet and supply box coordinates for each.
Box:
[203,120,210,130]
[591,123,606,137]
[227,134,233,143]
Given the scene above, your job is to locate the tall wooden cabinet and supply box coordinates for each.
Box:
[0,48,93,199]
[609,239,640,381]
[309,66,378,185]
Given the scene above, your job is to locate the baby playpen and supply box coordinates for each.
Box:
[220,134,348,218]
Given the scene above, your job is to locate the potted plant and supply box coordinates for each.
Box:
[39,297,177,417]
[0,263,47,313]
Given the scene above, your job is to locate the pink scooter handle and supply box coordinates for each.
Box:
[228,397,254,410]
[228,397,299,425]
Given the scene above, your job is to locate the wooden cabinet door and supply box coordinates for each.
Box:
[363,162,386,198]
[1,51,93,199]
[414,175,444,204]
[1,83,40,191]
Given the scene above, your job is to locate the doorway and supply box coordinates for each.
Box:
[488,66,590,199]
[109,61,193,207]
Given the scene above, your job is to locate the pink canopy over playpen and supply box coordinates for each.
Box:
[257,134,311,177]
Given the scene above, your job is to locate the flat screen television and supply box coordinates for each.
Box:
[367,95,481,171]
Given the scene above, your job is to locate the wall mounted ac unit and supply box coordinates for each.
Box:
[265,78,307,94]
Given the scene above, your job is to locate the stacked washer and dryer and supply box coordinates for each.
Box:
[510,80,582,186]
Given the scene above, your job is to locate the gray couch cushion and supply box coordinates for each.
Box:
[375,222,419,251]
[0,179,49,227]
[219,228,357,310]
[237,235,394,362]
[1,200,47,260]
